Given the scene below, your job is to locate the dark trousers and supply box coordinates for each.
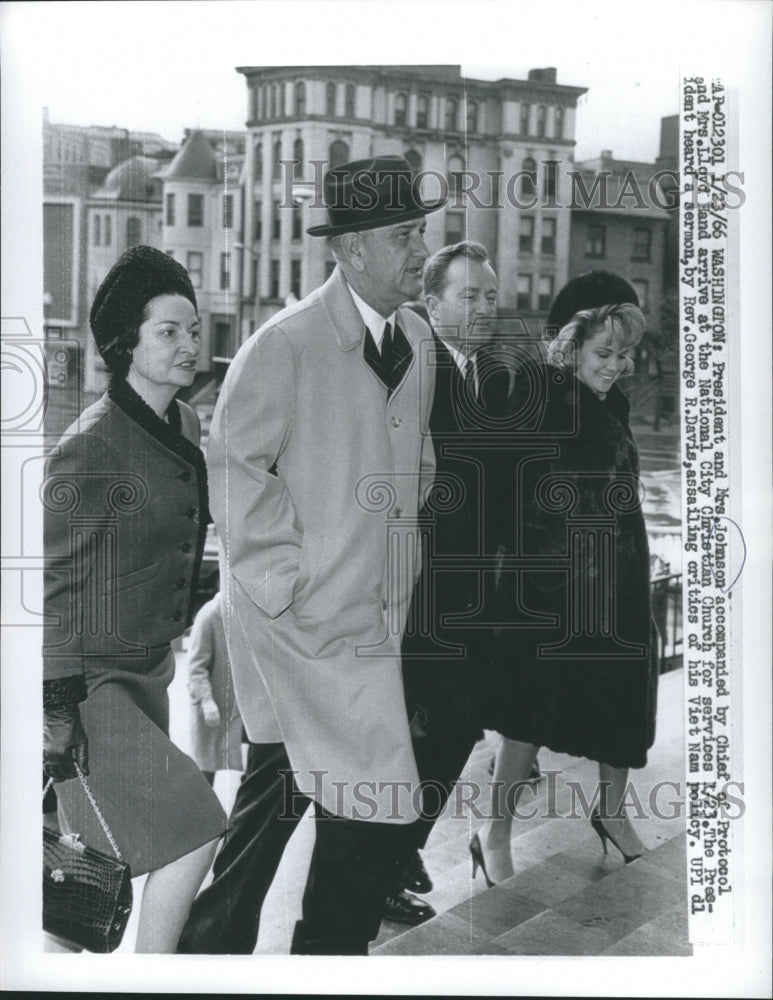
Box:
[178,741,408,955]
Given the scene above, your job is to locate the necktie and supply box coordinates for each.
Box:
[463,356,477,402]
[380,321,394,375]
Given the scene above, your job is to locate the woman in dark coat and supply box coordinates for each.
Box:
[472,272,658,884]
[42,246,226,951]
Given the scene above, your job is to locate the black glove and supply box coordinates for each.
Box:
[44,703,89,782]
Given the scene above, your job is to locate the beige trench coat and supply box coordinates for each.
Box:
[207,268,435,822]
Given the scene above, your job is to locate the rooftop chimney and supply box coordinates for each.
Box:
[527,68,557,84]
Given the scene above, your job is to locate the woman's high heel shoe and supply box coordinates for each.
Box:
[469,833,496,887]
[590,811,642,864]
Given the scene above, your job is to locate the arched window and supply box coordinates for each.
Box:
[345,83,356,118]
[328,139,350,169]
[466,100,478,133]
[276,83,285,117]
[520,103,531,135]
[445,97,458,131]
[536,105,547,138]
[543,160,558,200]
[126,217,141,247]
[295,81,306,116]
[553,106,565,139]
[93,214,101,246]
[404,148,423,175]
[520,157,537,201]
[326,81,337,117]
[447,154,465,199]
[394,93,408,127]
[104,214,112,246]
[416,94,429,129]
[293,138,305,178]
[269,86,276,118]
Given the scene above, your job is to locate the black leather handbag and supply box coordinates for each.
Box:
[42,766,133,953]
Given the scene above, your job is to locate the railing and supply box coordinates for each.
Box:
[651,571,683,673]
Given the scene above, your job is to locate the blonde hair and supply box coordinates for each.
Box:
[547,303,645,376]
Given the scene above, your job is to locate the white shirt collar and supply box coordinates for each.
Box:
[437,335,471,376]
[347,283,396,349]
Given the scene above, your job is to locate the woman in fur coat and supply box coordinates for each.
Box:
[471,273,658,885]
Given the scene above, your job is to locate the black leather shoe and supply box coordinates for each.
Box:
[403,850,433,894]
[383,890,436,926]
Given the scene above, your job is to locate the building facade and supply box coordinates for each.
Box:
[235,65,587,342]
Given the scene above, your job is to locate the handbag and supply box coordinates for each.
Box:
[42,764,133,953]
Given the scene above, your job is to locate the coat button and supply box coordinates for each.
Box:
[172,610,183,622]
[391,416,402,427]
[175,578,186,589]
[186,506,198,520]
[181,542,192,553]
[180,470,192,482]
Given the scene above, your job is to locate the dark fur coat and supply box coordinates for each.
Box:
[485,362,658,769]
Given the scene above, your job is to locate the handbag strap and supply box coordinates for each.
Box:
[42,765,123,862]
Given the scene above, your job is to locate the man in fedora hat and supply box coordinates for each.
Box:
[178,155,442,955]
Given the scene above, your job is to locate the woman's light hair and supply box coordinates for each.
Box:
[547,303,646,376]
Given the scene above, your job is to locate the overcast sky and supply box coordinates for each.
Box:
[3,0,763,164]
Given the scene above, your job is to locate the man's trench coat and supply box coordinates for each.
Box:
[207,267,435,823]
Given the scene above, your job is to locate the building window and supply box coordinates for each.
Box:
[445,97,458,131]
[466,100,478,133]
[394,93,408,127]
[166,193,175,226]
[632,226,652,261]
[250,256,259,298]
[516,274,532,311]
[544,161,558,200]
[293,138,304,177]
[272,200,281,240]
[520,103,531,135]
[447,154,465,200]
[537,275,554,312]
[554,107,565,139]
[329,139,350,169]
[254,140,263,179]
[126,216,141,247]
[220,252,230,291]
[104,215,112,246]
[404,148,423,175]
[585,223,607,258]
[326,81,337,117]
[519,216,534,253]
[269,259,280,299]
[520,157,537,200]
[295,80,306,116]
[187,251,203,288]
[213,316,233,359]
[273,138,282,180]
[541,217,557,255]
[292,202,302,241]
[416,94,429,129]
[631,278,649,311]
[223,194,233,230]
[291,259,302,299]
[445,211,465,244]
[254,201,262,241]
[268,86,276,118]
[93,215,101,246]
[345,83,356,118]
[536,105,547,138]
[187,194,204,227]
[250,86,258,121]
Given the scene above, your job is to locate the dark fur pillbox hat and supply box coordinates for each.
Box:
[90,245,198,365]
[547,271,639,332]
